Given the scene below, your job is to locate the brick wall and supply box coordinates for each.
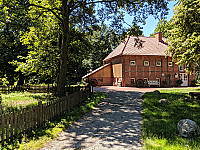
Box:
[88,77,113,86]
[122,55,196,87]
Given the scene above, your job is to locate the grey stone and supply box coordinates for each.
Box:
[177,119,200,138]
[159,99,168,104]
[153,90,160,95]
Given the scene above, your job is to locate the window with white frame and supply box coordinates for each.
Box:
[131,78,135,84]
[156,61,161,66]
[179,65,184,71]
[144,78,148,84]
[156,78,160,83]
[168,62,173,66]
[130,61,136,66]
[144,61,149,66]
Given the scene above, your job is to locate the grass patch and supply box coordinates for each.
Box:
[142,87,200,150]
[1,92,107,150]
[0,92,53,114]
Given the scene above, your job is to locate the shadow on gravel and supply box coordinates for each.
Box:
[57,91,144,149]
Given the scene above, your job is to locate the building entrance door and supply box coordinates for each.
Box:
[179,73,188,86]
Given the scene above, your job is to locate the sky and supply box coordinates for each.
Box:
[124,1,177,37]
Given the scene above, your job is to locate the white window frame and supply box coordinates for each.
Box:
[168,62,173,66]
[131,78,135,84]
[156,78,161,87]
[130,61,136,66]
[156,78,160,83]
[144,61,149,66]
[144,78,148,84]
[156,61,161,66]
[179,65,184,71]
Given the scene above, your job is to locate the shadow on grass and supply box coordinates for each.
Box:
[142,91,200,149]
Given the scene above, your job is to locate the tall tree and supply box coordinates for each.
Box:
[2,0,169,95]
[0,0,30,84]
[166,0,200,73]
[86,23,143,71]
[150,18,172,38]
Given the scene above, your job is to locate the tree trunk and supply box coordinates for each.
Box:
[56,0,69,96]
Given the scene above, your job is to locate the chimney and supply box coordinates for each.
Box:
[155,32,162,42]
[90,69,92,73]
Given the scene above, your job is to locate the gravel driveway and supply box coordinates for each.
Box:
[41,91,144,150]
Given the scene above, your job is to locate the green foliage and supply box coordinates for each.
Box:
[0,77,9,86]
[84,23,143,71]
[166,0,200,73]
[0,92,107,149]
[150,18,172,38]
[142,88,200,149]
[0,0,30,84]
[1,0,170,95]
[0,92,51,114]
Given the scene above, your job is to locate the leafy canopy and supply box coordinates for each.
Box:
[150,18,172,38]
[166,0,200,73]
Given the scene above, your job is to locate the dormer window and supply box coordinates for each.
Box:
[144,61,149,66]
[130,61,136,66]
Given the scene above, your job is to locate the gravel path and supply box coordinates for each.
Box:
[41,91,144,150]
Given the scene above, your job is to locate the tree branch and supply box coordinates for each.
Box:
[28,4,63,22]
[69,0,116,13]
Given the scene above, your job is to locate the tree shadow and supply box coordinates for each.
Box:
[142,91,200,147]
[48,91,144,149]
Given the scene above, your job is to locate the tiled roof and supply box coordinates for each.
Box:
[82,63,111,78]
[104,36,168,61]
[103,37,129,61]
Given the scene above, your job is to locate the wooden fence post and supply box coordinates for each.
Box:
[6,114,9,143]
[14,112,18,138]
[1,114,5,146]
[22,109,25,133]
[38,101,42,128]
[10,112,13,142]
[65,92,69,112]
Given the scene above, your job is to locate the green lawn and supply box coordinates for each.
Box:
[0,92,53,114]
[142,88,200,150]
[1,92,107,150]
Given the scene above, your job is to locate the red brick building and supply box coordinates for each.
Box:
[83,33,196,87]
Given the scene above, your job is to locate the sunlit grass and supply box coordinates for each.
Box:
[142,87,200,150]
[0,92,52,114]
[1,92,107,150]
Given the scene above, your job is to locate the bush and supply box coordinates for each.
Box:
[0,77,9,86]
[176,79,183,85]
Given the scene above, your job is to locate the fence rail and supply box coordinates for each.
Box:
[0,85,92,146]
[0,84,89,94]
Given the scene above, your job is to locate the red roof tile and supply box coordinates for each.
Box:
[104,36,168,61]
[103,37,128,61]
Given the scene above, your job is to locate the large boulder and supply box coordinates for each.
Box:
[177,119,200,138]
[159,99,168,105]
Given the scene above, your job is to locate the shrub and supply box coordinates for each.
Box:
[176,79,183,85]
[0,78,9,86]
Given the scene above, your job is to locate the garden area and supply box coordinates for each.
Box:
[0,92,52,114]
[142,88,200,150]
[0,87,106,149]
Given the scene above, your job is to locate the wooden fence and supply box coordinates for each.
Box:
[0,84,54,94]
[0,85,92,146]
[0,84,89,95]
